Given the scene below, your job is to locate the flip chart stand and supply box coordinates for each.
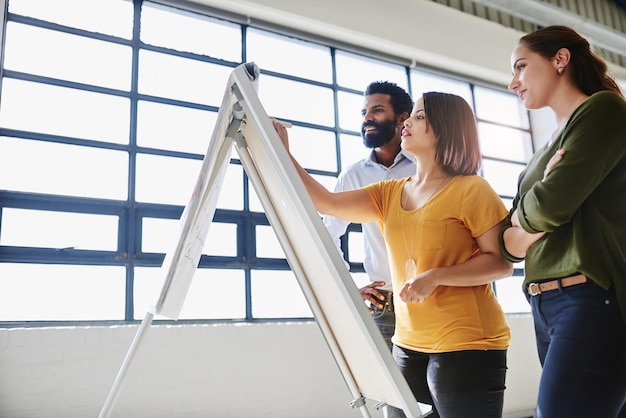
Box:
[99,62,430,418]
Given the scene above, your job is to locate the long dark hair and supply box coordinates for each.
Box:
[422,92,481,176]
[519,25,624,98]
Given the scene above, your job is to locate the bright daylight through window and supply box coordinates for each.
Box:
[0,0,532,323]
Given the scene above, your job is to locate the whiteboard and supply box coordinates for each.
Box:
[152,62,430,417]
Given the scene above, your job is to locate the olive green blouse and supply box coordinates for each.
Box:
[499,91,626,324]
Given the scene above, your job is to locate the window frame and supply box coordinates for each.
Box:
[0,0,533,326]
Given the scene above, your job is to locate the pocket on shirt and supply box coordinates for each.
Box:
[417,221,446,250]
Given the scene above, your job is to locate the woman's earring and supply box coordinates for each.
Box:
[557,67,564,75]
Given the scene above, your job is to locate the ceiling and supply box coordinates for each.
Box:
[431,0,626,71]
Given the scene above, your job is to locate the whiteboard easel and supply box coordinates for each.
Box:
[98,62,431,418]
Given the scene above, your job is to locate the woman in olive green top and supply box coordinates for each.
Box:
[499,26,626,418]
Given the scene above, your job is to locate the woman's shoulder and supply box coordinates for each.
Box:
[578,91,626,126]
[590,90,624,100]
[450,175,500,198]
[588,90,626,108]
[451,175,489,187]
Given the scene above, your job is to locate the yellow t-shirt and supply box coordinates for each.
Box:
[363,175,511,353]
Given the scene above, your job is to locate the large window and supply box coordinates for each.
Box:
[0,0,532,324]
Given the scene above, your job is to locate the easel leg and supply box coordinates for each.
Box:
[351,395,372,417]
[98,311,155,418]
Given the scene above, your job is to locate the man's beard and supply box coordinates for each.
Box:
[362,118,397,148]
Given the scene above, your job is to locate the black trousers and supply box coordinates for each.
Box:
[393,346,507,418]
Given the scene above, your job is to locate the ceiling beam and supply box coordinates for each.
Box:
[471,0,626,57]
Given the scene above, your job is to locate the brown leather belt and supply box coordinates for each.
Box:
[527,274,588,296]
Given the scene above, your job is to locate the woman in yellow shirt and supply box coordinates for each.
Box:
[273,92,512,418]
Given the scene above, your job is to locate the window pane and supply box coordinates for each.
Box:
[251,270,312,318]
[217,163,244,210]
[134,267,164,316]
[258,75,335,126]
[313,174,339,192]
[203,223,238,257]
[410,70,473,106]
[494,276,531,314]
[1,209,118,250]
[351,272,370,289]
[500,197,514,212]
[248,157,337,213]
[4,22,132,90]
[138,50,233,106]
[0,79,130,144]
[288,126,337,172]
[337,90,365,132]
[335,50,408,91]
[339,133,368,172]
[248,187,264,213]
[163,162,242,212]
[142,218,237,257]
[134,267,246,320]
[481,159,525,198]
[135,154,201,205]
[478,123,533,163]
[0,264,125,321]
[177,268,246,319]
[0,137,129,199]
[347,230,365,263]
[247,28,332,83]
[7,0,133,39]
[474,86,529,128]
[137,101,217,155]
[249,172,335,214]
[140,3,242,61]
[255,225,284,259]
[142,218,179,253]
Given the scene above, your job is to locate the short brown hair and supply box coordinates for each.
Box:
[423,91,481,176]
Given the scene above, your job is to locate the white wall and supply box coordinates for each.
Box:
[194,0,523,85]
[0,317,540,417]
[0,1,550,417]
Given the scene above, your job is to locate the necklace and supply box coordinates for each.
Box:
[401,176,448,278]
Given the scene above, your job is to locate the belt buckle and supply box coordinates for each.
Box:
[528,283,541,296]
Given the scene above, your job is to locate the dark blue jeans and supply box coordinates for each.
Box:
[372,303,396,351]
[530,280,626,418]
[392,346,507,418]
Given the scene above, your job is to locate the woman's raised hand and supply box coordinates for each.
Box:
[271,118,290,152]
